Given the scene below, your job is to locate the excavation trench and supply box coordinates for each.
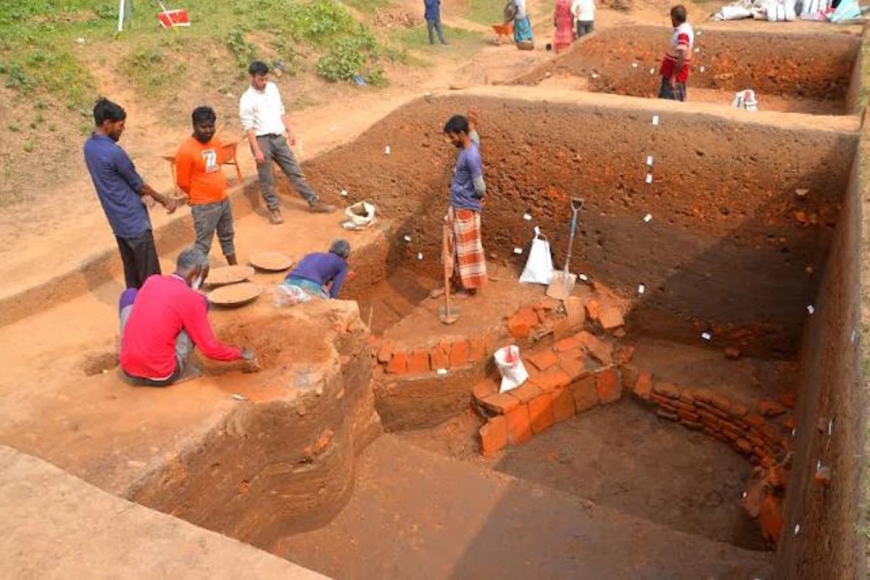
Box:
[513,26,862,115]
[57,91,864,579]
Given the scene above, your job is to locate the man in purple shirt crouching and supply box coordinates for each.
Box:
[282,240,351,299]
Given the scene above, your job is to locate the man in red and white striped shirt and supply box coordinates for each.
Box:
[658,5,693,102]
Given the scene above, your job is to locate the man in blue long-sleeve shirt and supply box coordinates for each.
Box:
[425,0,448,45]
[282,240,351,299]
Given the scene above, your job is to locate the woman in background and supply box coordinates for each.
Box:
[505,0,534,50]
[553,0,574,52]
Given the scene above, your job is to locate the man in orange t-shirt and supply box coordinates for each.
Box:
[175,106,238,265]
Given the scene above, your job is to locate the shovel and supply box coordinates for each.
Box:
[547,197,584,300]
[439,223,460,324]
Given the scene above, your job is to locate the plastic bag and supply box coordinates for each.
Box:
[519,227,554,285]
[494,345,529,393]
[731,89,758,111]
[273,283,311,307]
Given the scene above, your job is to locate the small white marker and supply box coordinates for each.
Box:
[643,214,653,223]
[694,47,700,53]
[591,73,598,79]
[232,394,247,401]
[807,305,815,314]
[828,419,834,435]
[340,189,348,197]
[523,213,532,221]
[697,30,703,35]
[513,247,523,255]
[817,459,822,470]
[638,284,646,295]
[632,62,638,68]
[417,252,423,260]
[794,524,801,536]
[652,115,660,126]
[436,368,448,376]
[700,66,706,73]
[646,155,654,166]
[649,68,655,75]
[645,174,653,184]
[579,274,589,282]
[701,332,712,341]
[742,491,747,499]
[403,235,412,242]
[792,428,797,437]
[385,146,391,155]
[851,329,858,344]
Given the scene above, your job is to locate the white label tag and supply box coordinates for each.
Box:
[807,305,815,314]
[643,214,652,223]
[340,189,348,197]
[578,274,589,282]
[646,155,653,166]
[417,252,423,260]
[645,174,653,184]
[523,213,532,221]
[638,284,645,295]
[701,332,712,341]
[385,146,391,155]
[652,115,660,125]
[403,235,412,242]
[700,66,706,73]
[513,247,523,254]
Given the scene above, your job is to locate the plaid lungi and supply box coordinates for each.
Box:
[444,206,487,290]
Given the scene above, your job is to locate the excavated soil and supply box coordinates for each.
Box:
[514,26,861,114]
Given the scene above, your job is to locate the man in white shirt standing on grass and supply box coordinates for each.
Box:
[239,60,334,225]
[571,0,596,38]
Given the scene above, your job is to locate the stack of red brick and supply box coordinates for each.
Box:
[472,330,628,457]
[622,369,795,467]
[376,336,493,375]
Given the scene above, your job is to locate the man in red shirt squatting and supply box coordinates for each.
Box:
[658,5,693,102]
[118,248,258,386]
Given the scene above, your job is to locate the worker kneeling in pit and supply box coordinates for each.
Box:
[118,247,259,386]
[281,239,352,300]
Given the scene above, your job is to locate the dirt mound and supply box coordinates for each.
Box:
[372,8,419,29]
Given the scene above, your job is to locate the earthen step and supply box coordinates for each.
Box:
[276,435,773,580]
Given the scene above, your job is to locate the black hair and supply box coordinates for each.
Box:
[248,61,269,76]
[443,115,469,135]
[93,98,126,126]
[329,239,351,259]
[192,106,216,126]
[670,5,687,23]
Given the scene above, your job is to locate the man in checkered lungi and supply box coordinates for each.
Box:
[431,112,487,299]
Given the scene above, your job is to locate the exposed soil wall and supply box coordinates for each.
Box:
[130,303,383,548]
[305,95,857,357]
[773,150,867,578]
[513,26,860,110]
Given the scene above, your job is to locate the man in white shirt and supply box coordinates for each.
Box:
[239,61,334,225]
[571,0,595,37]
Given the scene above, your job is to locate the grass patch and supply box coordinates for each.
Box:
[467,0,509,25]
[392,24,485,52]
[341,0,394,13]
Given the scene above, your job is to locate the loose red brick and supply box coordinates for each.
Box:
[472,380,498,403]
[575,331,613,365]
[449,339,470,368]
[480,416,508,458]
[621,364,639,390]
[724,347,742,360]
[552,388,575,422]
[430,340,450,370]
[614,346,635,365]
[729,402,749,419]
[678,409,700,422]
[759,400,787,418]
[779,392,797,408]
[681,419,703,430]
[652,382,681,399]
[532,368,572,394]
[408,348,430,374]
[596,368,622,404]
[505,404,532,445]
[507,382,542,404]
[656,409,679,421]
[561,353,593,383]
[508,307,539,339]
[633,371,653,401]
[377,341,394,364]
[599,307,625,332]
[570,376,599,412]
[693,388,716,404]
[552,318,572,340]
[527,349,559,371]
[386,352,409,375]
[585,300,601,322]
[708,392,734,412]
[563,296,586,328]
[758,495,783,545]
[468,336,488,362]
[736,439,753,454]
[529,393,556,434]
[553,336,583,353]
[480,392,520,415]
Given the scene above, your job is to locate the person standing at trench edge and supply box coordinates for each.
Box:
[431,113,487,299]
[424,0,448,46]
[658,5,694,102]
[239,61,335,225]
[84,98,179,289]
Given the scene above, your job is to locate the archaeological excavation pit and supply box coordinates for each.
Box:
[9,79,866,577]
[513,25,863,115]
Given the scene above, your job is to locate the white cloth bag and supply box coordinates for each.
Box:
[494,346,529,393]
[519,227,554,285]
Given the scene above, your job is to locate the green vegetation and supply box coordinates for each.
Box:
[467,0,509,25]
[341,0,394,13]
[392,24,484,57]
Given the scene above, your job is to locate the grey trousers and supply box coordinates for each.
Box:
[256,134,319,211]
[427,18,446,44]
[120,304,193,387]
[192,198,235,258]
